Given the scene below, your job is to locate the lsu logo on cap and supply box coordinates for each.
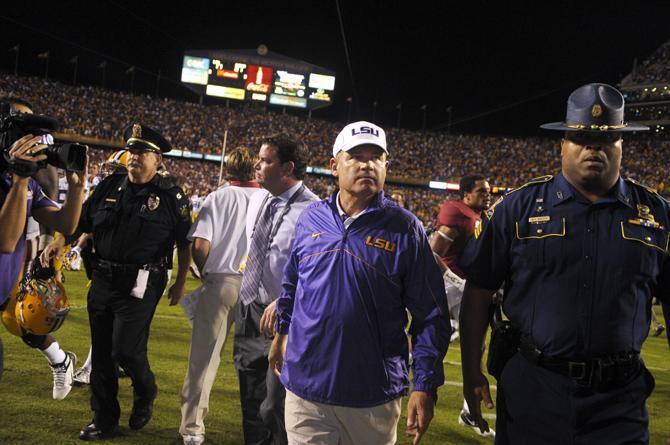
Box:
[351,126,379,137]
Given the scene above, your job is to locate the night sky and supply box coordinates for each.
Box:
[2,1,669,136]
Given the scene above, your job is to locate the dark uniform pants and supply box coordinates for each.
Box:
[495,353,655,445]
[233,301,287,445]
[87,266,167,431]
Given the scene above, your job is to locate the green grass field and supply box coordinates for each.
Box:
[1,270,669,444]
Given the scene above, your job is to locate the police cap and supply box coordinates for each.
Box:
[123,123,172,153]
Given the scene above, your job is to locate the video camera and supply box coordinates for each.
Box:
[0,102,87,176]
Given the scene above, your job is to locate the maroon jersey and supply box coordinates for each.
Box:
[435,200,481,278]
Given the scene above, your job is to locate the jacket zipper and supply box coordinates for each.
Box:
[338,208,390,386]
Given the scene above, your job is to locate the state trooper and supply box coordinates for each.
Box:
[77,123,192,440]
[459,83,669,444]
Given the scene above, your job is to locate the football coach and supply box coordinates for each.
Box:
[269,121,450,445]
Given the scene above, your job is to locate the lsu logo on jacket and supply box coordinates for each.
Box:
[365,235,396,253]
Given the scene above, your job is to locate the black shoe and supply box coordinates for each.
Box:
[128,399,154,430]
[79,422,119,441]
[653,324,666,337]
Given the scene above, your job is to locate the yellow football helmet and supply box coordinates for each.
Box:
[1,285,22,337]
[101,149,129,176]
[15,278,70,336]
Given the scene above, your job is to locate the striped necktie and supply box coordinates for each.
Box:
[239,197,279,305]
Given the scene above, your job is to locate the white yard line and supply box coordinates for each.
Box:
[645,366,669,372]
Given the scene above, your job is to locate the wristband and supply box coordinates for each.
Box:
[436,230,455,243]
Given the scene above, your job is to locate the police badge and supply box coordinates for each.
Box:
[147,194,160,211]
[132,123,142,138]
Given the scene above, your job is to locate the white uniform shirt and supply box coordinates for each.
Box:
[188,184,259,276]
[245,181,319,304]
[58,173,90,204]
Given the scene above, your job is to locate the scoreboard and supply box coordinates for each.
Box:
[180,50,335,110]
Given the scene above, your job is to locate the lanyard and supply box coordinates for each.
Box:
[252,183,305,248]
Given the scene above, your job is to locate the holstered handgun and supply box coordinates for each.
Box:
[486,304,520,379]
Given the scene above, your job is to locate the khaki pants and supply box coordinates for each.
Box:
[179,273,241,436]
[285,390,402,445]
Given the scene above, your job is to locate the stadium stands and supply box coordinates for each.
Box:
[2,72,669,228]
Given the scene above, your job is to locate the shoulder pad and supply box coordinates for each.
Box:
[504,175,553,196]
[624,177,661,197]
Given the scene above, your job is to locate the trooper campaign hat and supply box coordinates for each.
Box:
[540,83,648,132]
[123,123,172,153]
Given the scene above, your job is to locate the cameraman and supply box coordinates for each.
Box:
[0,97,60,250]
[0,131,88,399]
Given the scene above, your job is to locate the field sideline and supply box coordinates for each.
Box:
[1,270,668,444]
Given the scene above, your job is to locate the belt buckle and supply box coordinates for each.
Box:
[568,361,587,380]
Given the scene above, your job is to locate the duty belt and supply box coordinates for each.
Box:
[519,336,641,390]
[93,256,168,274]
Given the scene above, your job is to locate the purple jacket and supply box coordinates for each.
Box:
[276,191,449,407]
[0,175,58,305]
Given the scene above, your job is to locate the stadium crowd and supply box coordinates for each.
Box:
[3,72,670,227]
[2,71,670,445]
[631,39,670,84]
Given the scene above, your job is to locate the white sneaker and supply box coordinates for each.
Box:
[51,351,76,400]
[458,409,495,437]
[73,366,91,385]
[182,434,205,445]
[450,329,460,343]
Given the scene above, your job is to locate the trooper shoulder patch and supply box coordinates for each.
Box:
[486,196,504,220]
[624,177,661,197]
[505,175,554,197]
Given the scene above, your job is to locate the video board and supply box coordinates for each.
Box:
[180,51,335,110]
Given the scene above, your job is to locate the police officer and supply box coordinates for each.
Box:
[78,123,192,440]
[459,83,669,444]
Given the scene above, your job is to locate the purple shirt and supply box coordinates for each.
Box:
[0,175,58,305]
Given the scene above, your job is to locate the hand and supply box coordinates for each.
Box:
[65,149,89,190]
[39,236,66,267]
[74,232,91,249]
[268,334,288,378]
[7,134,48,181]
[405,391,435,445]
[259,300,277,335]
[8,134,48,163]
[168,278,186,306]
[462,369,495,436]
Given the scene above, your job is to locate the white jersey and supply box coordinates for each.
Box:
[190,194,203,214]
[58,173,90,204]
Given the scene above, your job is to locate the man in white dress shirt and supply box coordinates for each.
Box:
[233,136,319,445]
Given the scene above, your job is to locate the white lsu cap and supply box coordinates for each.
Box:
[332,121,388,157]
